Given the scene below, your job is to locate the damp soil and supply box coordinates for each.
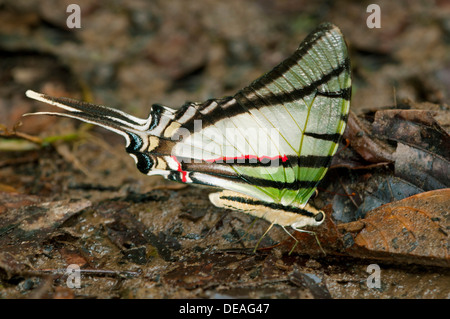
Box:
[1,145,448,299]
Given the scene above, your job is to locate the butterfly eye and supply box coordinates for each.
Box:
[315,211,325,223]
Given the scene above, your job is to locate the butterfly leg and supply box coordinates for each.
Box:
[291,228,326,256]
[281,226,300,255]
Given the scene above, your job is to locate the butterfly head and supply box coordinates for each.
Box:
[290,207,325,231]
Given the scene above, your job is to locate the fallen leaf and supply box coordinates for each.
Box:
[354,176,424,218]
[342,189,449,267]
[394,143,449,190]
[344,111,395,163]
[372,109,450,159]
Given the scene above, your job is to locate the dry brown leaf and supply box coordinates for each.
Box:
[394,143,449,190]
[344,111,395,163]
[372,109,450,159]
[345,189,449,266]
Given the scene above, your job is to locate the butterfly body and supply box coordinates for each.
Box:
[25,23,351,244]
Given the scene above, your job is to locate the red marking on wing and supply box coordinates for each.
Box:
[171,155,187,182]
[170,154,287,183]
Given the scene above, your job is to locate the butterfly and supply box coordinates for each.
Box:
[25,23,351,253]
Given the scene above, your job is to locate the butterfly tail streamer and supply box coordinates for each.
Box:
[24,90,182,177]
[26,90,157,139]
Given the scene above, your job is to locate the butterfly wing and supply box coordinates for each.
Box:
[164,23,351,206]
[25,23,350,209]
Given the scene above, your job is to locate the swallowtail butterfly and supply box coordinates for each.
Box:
[25,23,351,251]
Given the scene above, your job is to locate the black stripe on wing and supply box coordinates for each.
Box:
[243,58,350,107]
[303,132,342,143]
[184,165,318,191]
[316,87,352,100]
[199,154,332,168]
[176,24,349,132]
[218,195,317,218]
[36,94,143,126]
